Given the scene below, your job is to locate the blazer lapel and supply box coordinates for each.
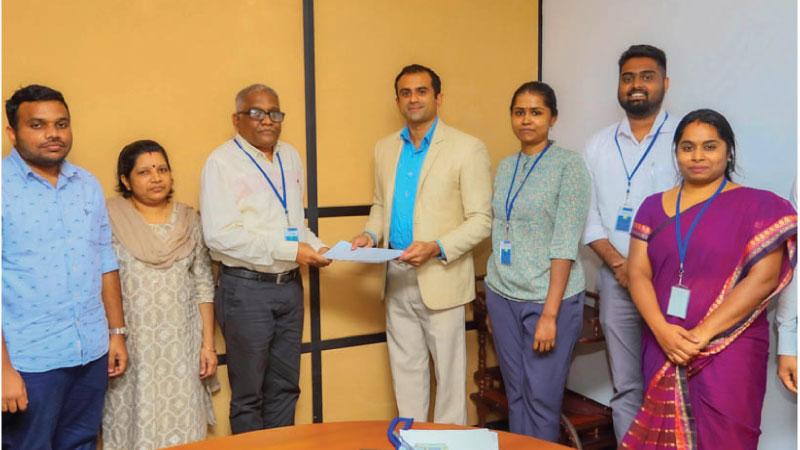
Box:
[383,134,404,235]
[417,121,446,192]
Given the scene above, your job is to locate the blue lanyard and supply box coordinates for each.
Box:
[233,139,288,215]
[504,141,552,224]
[614,112,669,198]
[674,178,727,284]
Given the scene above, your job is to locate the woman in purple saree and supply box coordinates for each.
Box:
[622,109,797,450]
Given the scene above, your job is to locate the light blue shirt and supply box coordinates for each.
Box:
[2,149,118,372]
[583,110,679,256]
[777,181,797,356]
[389,118,438,250]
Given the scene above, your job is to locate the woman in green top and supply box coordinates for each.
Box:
[485,81,591,441]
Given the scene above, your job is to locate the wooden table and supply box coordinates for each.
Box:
[166,421,571,449]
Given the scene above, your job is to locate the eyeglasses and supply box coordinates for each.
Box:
[237,107,286,123]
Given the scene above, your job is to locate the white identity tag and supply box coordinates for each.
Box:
[615,204,635,232]
[285,226,299,242]
[500,240,512,266]
[667,285,690,319]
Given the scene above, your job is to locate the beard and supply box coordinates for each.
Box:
[16,140,71,169]
[618,89,664,118]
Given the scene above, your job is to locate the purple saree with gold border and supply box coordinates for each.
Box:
[621,187,797,450]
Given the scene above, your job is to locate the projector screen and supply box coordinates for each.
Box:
[542,1,797,448]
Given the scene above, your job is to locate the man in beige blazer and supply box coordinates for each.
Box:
[352,64,492,425]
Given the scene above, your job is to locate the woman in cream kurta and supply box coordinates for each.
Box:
[102,140,218,450]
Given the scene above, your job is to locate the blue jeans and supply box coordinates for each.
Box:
[2,354,108,450]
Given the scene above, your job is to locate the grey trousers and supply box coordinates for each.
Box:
[485,285,584,442]
[596,266,643,441]
[215,271,303,434]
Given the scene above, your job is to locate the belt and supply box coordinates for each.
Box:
[221,265,299,285]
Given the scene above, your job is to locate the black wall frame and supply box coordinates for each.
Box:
[217,0,544,424]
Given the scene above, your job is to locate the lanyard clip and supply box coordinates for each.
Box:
[678,263,685,286]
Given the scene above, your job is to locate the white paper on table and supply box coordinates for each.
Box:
[398,429,499,450]
[323,240,403,263]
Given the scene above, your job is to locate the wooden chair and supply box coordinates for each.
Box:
[470,278,616,449]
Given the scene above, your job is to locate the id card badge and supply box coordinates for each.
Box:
[500,240,512,266]
[615,204,635,232]
[667,285,690,319]
[285,226,299,242]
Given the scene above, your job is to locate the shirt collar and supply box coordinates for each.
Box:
[520,141,555,161]
[8,148,79,181]
[400,117,439,151]
[233,134,281,161]
[618,108,672,142]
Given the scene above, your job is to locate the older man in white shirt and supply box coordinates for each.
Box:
[582,45,679,441]
[200,84,329,434]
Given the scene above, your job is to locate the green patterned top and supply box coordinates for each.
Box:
[485,143,590,302]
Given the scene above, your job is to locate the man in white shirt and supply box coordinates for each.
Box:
[582,45,679,441]
[200,84,329,433]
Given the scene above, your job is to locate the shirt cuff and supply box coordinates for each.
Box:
[101,244,119,274]
[274,240,300,262]
[582,225,607,246]
[778,330,797,356]
[365,231,378,247]
[436,240,447,261]
[548,245,578,261]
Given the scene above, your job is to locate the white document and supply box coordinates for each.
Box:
[398,429,499,450]
[323,240,403,263]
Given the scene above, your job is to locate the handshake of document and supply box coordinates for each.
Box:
[299,235,442,267]
[324,240,403,263]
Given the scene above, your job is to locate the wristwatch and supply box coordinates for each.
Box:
[109,327,128,336]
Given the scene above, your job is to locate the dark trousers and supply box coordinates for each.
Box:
[485,286,584,442]
[215,271,303,434]
[2,354,108,450]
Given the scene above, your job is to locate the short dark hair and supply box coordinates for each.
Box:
[673,109,737,180]
[509,81,558,116]
[394,64,442,96]
[5,84,69,130]
[618,44,667,75]
[116,140,174,199]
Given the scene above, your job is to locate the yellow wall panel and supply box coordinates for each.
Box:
[2,0,306,209]
[3,0,308,441]
[318,216,387,339]
[3,0,533,439]
[321,343,397,422]
[294,353,315,425]
[315,0,539,206]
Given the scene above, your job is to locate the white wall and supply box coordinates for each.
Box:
[543,1,798,448]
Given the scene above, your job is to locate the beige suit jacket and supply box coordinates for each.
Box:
[364,120,492,310]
